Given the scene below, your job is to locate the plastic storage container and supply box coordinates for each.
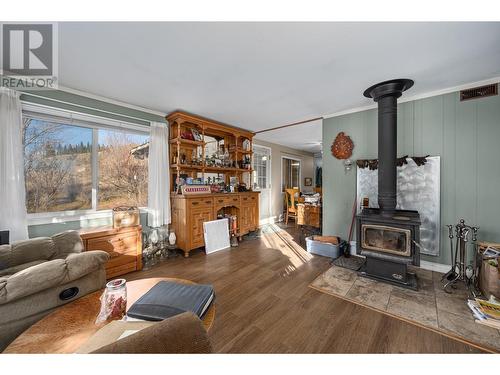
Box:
[305,236,341,259]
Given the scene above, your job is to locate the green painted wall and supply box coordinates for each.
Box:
[21,90,165,237]
[322,91,500,265]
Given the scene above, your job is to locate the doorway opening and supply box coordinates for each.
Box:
[252,145,272,224]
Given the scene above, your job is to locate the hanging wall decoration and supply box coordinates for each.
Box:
[331,132,354,172]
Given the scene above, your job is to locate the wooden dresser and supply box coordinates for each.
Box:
[80,225,142,279]
[171,192,259,257]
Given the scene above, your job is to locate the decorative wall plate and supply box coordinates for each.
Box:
[331,132,354,160]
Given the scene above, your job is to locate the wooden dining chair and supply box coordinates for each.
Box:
[284,188,299,226]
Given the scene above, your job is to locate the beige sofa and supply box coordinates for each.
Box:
[0,231,109,351]
[92,312,212,354]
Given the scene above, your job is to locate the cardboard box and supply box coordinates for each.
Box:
[112,206,140,228]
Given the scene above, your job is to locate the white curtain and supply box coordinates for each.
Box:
[147,121,171,227]
[0,88,28,241]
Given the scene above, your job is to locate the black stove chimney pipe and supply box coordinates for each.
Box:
[363,79,414,212]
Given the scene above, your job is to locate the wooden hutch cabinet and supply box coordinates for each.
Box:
[166,111,260,257]
[171,192,259,257]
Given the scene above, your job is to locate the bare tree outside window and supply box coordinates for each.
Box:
[22,115,150,214]
[23,119,92,213]
[97,129,149,210]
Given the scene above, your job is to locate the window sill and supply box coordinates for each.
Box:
[27,208,150,226]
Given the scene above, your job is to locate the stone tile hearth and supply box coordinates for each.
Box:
[310,264,500,352]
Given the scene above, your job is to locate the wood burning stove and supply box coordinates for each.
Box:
[357,208,420,289]
[357,79,421,290]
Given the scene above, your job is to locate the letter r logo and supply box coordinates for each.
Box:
[2,24,53,76]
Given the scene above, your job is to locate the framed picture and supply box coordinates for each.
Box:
[305,177,312,186]
[191,129,202,141]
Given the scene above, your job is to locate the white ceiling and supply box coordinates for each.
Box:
[254,119,323,153]
[58,22,500,152]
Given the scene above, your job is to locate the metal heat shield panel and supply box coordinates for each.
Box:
[356,156,441,257]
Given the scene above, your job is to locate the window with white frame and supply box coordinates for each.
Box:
[282,157,301,191]
[22,106,150,215]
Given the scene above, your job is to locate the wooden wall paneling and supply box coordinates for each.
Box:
[420,96,444,157]
[476,95,500,241]
[413,99,424,156]
[440,93,458,265]
[323,91,500,265]
[398,101,414,156]
[454,98,478,225]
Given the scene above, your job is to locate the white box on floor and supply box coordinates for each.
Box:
[203,218,230,254]
[305,236,341,259]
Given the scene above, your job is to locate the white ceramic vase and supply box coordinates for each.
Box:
[168,231,176,246]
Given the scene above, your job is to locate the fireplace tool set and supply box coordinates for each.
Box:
[441,219,481,296]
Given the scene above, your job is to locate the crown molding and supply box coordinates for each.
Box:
[323,76,500,119]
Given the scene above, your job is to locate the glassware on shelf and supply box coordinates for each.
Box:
[142,244,156,269]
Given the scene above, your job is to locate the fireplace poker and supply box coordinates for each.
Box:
[441,225,457,282]
[442,219,480,296]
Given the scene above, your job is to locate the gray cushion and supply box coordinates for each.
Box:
[65,251,109,281]
[9,237,56,267]
[0,259,67,304]
[0,260,47,277]
[0,250,109,305]
[51,231,84,259]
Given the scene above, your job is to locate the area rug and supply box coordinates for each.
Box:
[310,265,500,353]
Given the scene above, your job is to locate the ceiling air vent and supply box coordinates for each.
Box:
[460,83,498,101]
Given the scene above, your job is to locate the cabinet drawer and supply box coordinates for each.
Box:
[188,198,213,209]
[105,248,139,269]
[86,232,137,255]
[215,195,240,206]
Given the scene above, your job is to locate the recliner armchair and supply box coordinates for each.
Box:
[0,230,109,351]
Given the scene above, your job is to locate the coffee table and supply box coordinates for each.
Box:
[3,277,215,354]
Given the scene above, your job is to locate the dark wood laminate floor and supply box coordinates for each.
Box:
[125,224,483,353]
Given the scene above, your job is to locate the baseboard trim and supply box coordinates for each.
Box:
[419,260,450,274]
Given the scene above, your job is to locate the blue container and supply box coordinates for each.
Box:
[305,236,341,259]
